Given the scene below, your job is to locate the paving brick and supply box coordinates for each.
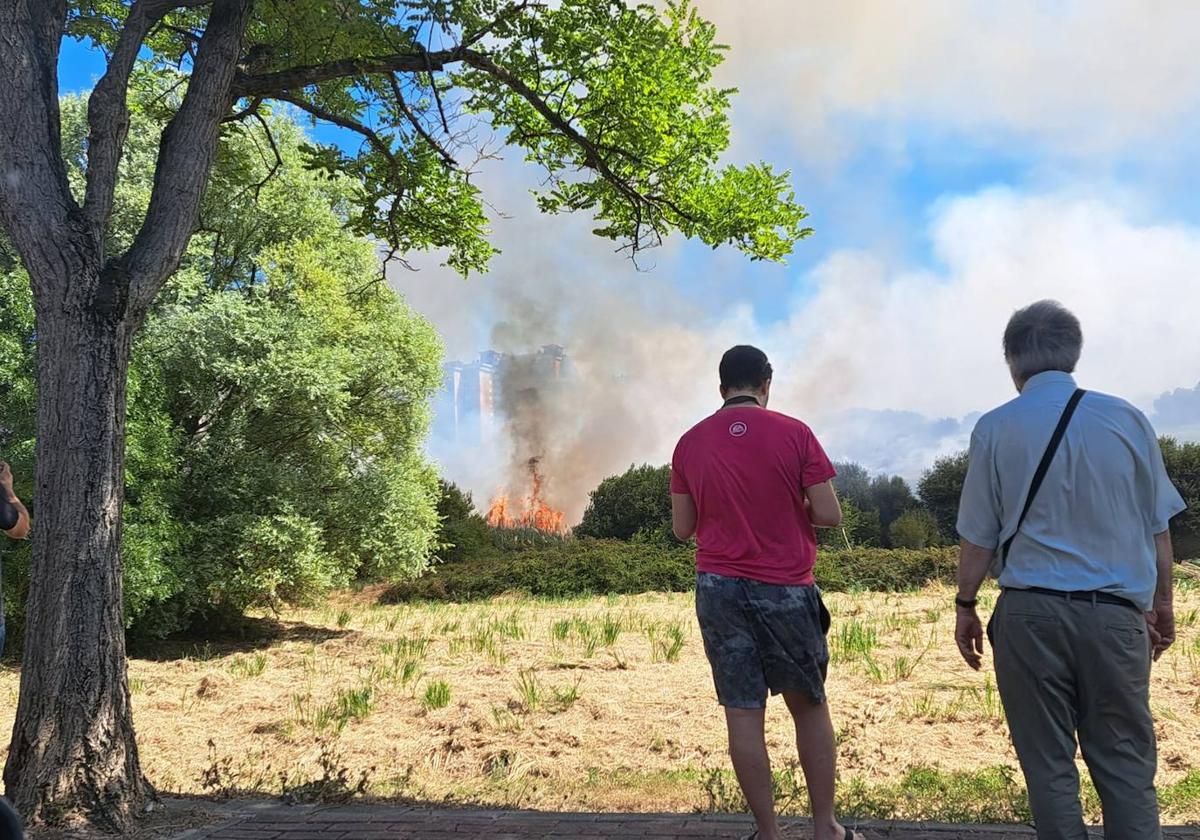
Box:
[181,805,1200,840]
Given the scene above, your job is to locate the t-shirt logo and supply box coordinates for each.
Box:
[729,421,748,437]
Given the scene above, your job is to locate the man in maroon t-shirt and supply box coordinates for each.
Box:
[671,346,861,840]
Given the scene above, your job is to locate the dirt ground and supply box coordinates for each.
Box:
[2,581,1197,822]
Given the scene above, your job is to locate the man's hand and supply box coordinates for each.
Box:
[1147,603,1175,662]
[955,606,985,670]
[0,461,13,496]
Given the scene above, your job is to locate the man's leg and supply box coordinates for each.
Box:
[992,591,1088,840]
[725,707,783,840]
[1073,603,1161,840]
[782,692,846,840]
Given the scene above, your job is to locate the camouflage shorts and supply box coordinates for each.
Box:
[695,572,830,709]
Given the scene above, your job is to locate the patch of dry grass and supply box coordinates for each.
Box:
[3,581,1197,821]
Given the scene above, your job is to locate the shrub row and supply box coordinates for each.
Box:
[385,541,960,602]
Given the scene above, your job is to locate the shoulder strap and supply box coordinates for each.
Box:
[1000,388,1087,567]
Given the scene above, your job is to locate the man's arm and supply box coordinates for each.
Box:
[804,480,842,527]
[671,493,697,541]
[1147,530,1176,662]
[955,539,994,670]
[0,462,30,540]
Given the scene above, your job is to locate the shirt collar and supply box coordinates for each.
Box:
[1021,370,1077,395]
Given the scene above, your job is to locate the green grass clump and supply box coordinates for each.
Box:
[422,680,451,711]
[229,652,268,679]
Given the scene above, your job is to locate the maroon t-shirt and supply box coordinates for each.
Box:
[670,407,836,585]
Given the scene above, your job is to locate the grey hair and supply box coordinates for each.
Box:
[1003,300,1083,381]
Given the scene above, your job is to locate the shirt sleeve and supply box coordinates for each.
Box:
[670,438,690,495]
[1144,423,1187,534]
[956,423,1003,550]
[800,428,838,488]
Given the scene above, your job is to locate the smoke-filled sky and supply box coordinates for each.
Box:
[398,1,1200,516]
[60,3,1200,519]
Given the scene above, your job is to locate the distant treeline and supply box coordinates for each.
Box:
[533,441,1199,557]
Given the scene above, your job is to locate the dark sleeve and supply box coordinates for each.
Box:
[0,498,18,532]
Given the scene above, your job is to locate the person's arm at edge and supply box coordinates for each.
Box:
[671,493,697,541]
[955,539,993,671]
[4,496,30,540]
[804,480,842,527]
[1148,530,1175,662]
[1,462,30,540]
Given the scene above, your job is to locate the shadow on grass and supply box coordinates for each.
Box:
[128,615,352,662]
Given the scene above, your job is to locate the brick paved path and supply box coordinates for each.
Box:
[182,804,1200,840]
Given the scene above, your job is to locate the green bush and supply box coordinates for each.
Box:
[817,499,881,549]
[813,547,958,592]
[888,509,945,550]
[1,94,443,640]
[386,543,959,602]
[576,464,675,541]
[386,539,696,602]
[434,481,492,564]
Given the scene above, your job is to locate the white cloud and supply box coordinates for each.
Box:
[696,0,1200,166]
[765,188,1200,420]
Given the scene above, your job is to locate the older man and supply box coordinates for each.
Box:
[954,301,1185,840]
[671,346,862,840]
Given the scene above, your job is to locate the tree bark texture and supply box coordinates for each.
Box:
[3,274,151,829]
[0,0,254,827]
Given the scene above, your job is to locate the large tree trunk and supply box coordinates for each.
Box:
[3,268,151,829]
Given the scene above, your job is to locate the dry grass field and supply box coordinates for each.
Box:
[2,580,1197,823]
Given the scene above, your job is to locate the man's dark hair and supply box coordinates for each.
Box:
[719,345,773,391]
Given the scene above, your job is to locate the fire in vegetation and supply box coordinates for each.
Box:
[486,458,568,535]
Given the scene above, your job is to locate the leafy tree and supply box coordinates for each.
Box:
[0,2,810,823]
[832,461,873,512]
[577,464,674,542]
[918,451,969,541]
[889,508,944,550]
[817,498,882,549]
[1,95,445,639]
[433,481,492,563]
[868,474,917,547]
[1161,437,1200,559]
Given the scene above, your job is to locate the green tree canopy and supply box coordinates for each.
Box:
[2,89,445,637]
[1161,437,1200,558]
[888,508,944,550]
[918,451,969,541]
[832,461,873,512]
[577,463,675,542]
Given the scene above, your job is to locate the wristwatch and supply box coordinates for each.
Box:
[954,596,978,609]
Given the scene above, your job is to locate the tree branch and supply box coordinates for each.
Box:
[0,1,80,290]
[459,49,688,237]
[83,0,182,233]
[272,92,397,166]
[387,75,457,170]
[122,0,254,320]
[233,47,470,97]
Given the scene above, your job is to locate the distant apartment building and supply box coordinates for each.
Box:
[435,345,569,444]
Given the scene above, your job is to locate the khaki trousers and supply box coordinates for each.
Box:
[992,588,1160,840]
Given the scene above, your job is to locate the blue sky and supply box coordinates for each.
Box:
[56,3,1200,499]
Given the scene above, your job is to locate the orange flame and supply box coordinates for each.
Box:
[486,458,568,534]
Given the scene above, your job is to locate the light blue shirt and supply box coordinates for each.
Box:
[957,371,1186,610]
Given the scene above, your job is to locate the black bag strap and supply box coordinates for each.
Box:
[1000,388,1087,567]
